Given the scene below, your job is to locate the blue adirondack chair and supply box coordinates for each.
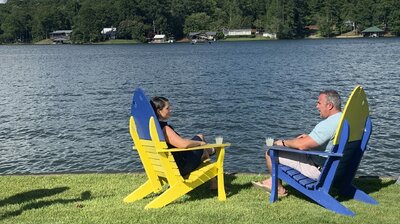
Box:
[268,86,378,216]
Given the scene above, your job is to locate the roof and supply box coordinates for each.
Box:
[51,30,73,34]
[362,26,384,33]
[188,31,217,38]
[227,29,252,32]
[154,34,166,39]
[101,27,117,34]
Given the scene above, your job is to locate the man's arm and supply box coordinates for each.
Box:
[274,134,320,151]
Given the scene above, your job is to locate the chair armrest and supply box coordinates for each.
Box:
[156,143,231,153]
[267,145,343,158]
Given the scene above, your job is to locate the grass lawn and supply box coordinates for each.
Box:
[34,39,54,45]
[0,173,398,224]
[221,36,275,41]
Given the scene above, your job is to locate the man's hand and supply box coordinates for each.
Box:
[296,134,308,139]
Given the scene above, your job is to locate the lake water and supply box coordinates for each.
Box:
[0,38,399,177]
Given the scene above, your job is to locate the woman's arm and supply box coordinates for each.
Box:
[163,126,205,148]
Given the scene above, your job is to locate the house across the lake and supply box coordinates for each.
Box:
[361,26,385,37]
[150,34,173,43]
[262,32,277,39]
[101,27,117,39]
[50,30,72,43]
[222,28,256,38]
[188,31,217,44]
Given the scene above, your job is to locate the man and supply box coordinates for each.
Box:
[252,90,342,196]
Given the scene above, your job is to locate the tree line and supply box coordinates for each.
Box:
[0,0,399,44]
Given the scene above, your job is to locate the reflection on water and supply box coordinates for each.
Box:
[0,38,399,176]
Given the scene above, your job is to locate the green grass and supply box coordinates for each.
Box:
[34,39,54,45]
[0,173,398,223]
[221,36,275,41]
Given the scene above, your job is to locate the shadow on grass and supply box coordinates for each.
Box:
[0,187,69,207]
[186,172,252,201]
[0,188,92,221]
[285,177,396,204]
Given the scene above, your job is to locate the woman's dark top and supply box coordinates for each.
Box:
[158,120,203,176]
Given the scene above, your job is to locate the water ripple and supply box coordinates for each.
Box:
[0,40,399,176]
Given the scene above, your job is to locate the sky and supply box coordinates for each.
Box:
[0,0,7,4]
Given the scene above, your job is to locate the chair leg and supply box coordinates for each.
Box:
[270,175,279,203]
[310,191,355,216]
[341,184,378,205]
[269,151,279,203]
[145,183,191,209]
[124,180,157,203]
[217,169,226,201]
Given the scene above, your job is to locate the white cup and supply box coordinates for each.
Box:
[266,137,274,147]
[215,136,223,144]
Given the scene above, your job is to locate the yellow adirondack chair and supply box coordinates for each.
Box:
[124,88,230,209]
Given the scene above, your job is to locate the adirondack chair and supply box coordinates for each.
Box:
[268,86,378,216]
[124,88,230,209]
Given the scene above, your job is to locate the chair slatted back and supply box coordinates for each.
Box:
[315,86,371,189]
[334,85,369,144]
[130,88,168,182]
[149,116,183,183]
[130,88,182,184]
[130,88,164,141]
[130,116,167,181]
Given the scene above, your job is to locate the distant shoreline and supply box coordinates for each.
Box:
[5,35,395,45]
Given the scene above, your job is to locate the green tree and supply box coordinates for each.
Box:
[183,12,211,34]
[317,0,341,37]
[72,0,119,43]
[387,0,400,35]
[263,0,282,34]
[340,0,357,33]
[31,5,72,41]
[118,18,150,42]
[223,0,244,28]
[0,4,32,43]
[354,0,375,31]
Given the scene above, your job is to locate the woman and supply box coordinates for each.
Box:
[150,96,215,178]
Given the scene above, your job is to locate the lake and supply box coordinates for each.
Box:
[0,38,399,177]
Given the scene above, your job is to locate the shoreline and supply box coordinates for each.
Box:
[20,35,396,45]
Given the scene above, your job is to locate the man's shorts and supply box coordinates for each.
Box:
[276,151,321,180]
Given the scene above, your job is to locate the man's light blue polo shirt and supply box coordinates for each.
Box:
[309,112,342,167]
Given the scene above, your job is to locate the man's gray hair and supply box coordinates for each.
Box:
[320,90,341,111]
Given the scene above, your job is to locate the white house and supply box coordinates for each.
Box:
[50,30,73,43]
[223,29,254,37]
[263,32,277,39]
[151,34,167,43]
[101,27,117,39]
[101,27,117,35]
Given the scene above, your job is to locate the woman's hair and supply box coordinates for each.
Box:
[150,96,169,117]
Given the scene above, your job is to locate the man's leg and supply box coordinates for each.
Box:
[257,151,320,194]
[263,150,286,194]
[276,151,321,180]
